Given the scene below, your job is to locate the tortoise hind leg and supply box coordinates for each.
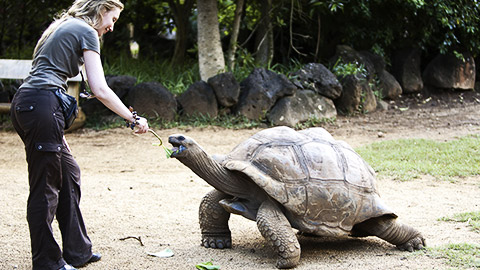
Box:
[256,200,301,269]
[199,189,232,249]
[354,215,426,252]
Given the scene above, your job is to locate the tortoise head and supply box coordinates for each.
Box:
[168,134,198,159]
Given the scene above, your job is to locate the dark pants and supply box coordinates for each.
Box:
[10,88,92,270]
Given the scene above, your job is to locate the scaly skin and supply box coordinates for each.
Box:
[256,200,301,269]
[199,189,232,249]
[355,216,426,251]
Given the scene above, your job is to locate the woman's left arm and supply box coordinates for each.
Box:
[83,49,148,133]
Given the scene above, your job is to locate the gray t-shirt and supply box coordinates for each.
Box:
[21,18,100,91]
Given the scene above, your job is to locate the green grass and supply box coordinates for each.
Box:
[439,211,480,233]
[83,113,265,131]
[355,135,480,181]
[427,243,480,269]
[102,54,200,95]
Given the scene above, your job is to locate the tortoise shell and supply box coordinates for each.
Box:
[222,126,395,237]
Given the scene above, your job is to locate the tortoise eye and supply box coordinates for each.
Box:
[178,136,185,141]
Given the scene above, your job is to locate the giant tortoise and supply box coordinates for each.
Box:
[168,126,425,268]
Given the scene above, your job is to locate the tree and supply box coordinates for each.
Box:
[167,0,194,66]
[226,0,244,71]
[254,0,274,66]
[197,0,225,80]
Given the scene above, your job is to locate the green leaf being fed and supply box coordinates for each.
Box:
[195,261,220,270]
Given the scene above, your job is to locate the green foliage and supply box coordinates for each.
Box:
[151,113,263,130]
[440,211,480,233]
[84,112,263,131]
[331,58,368,80]
[355,135,480,181]
[427,243,480,269]
[102,53,199,95]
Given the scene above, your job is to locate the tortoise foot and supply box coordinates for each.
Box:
[201,234,232,249]
[397,234,426,252]
[275,251,300,269]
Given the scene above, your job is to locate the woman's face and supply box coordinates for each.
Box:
[96,7,121,37]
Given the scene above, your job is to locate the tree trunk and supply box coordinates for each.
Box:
[254,0,273,67]
[226,0,244,71]
[314,14,321,62]
[197,0,225,81]
[167,0,194,66]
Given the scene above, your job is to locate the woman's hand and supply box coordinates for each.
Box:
[134,116,149,134]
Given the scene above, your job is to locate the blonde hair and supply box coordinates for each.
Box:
[34,0,124,55]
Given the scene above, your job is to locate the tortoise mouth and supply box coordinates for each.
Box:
[168,136,187,158]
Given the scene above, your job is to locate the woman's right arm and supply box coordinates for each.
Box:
[83,49,148,133]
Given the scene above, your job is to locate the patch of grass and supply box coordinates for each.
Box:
[102,54,200,95]
[439,211,480,233]
[149,113,264,130]
[84,113,265,131]
[355,135,480,181]
[427,243,480,269]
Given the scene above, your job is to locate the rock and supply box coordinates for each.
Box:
[290,63,342,99]
[106,75,137,100]
[376,99,389,111]
[178,81,218,117]
[378,70,402,99]
[235,68,296,120]
[207,72,240,108]
[128,82,177,120]
[267,90,337,127]
[82,75,137,116]
[330,45,376,80]
[423,52,476,90]
[360,50,386,73]
[335,74,377,115]
[392,48,423,93]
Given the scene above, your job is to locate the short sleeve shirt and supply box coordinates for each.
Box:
[21,18,100,92]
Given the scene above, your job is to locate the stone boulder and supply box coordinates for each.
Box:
[267,90,337,127]
[335,74,377,115]
[360,50,386,73]
[207,72,240,108]
[330,45,376,80]
[178,81,218,117]
[235,68,296,120]
[106,75,137,101]
[128,82,177,120]
[423,52,476,90]
[361,50,403,99]
[392,48,423,93]
[290,63,342,99]
[81,75,137,116]
[378,70,402,99]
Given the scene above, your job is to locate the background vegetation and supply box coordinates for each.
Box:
[1,0,480,86]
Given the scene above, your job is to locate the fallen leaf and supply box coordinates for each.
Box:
[147,248,174,258]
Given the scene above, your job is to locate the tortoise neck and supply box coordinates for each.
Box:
[179,149,249,198]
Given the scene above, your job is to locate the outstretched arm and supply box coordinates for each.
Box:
[83,49,148,133]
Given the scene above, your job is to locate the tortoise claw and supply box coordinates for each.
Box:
[397,235,426,252]
[201,234,232,249]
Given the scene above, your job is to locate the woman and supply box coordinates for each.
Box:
[10,1,148,269]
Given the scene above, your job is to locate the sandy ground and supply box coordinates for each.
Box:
[1,92,480,270]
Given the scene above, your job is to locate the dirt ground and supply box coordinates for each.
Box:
[1,89,480,270]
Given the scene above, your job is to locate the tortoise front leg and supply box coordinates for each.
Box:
[199,189,232,249]
[356,215,426,251]
[256,200,301,269]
